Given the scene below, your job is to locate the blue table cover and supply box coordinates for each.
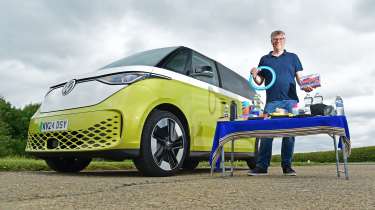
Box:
[209,116,350,167]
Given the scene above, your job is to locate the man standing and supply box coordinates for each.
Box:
[249,30,313,176]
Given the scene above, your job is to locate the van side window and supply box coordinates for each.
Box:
[164,50,189,74]
[217,63,254,99]
[191,52,219,86]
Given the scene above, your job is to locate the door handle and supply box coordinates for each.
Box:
[219,98,227,104]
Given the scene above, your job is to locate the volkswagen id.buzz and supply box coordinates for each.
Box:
[26,46,257,176]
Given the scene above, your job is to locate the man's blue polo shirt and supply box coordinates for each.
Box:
[258,50,303,103]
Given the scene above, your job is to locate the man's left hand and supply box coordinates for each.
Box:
[302,86,314,92]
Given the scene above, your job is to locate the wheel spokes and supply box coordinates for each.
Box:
[166,150,178,169]
[168,119,176,141]
[171,137,183,150]
[154,145,164,164]
[153,124,168,141]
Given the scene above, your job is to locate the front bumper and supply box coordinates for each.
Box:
[26,110,122,153]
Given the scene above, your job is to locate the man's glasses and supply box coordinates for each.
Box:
[272,37,285,41]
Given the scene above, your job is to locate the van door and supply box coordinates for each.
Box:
[189,52,221,151]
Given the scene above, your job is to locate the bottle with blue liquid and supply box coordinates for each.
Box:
[335,96,345,116]
[251,94,263,117]
[241,101,250,119]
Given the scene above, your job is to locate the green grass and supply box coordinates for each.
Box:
[1,146,374,171]
[272,146,375,163]
[0,156,49,171]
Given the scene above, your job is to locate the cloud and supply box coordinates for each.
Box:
[0,1,132,71]
[0,60,55,106]
[345,0,375,32]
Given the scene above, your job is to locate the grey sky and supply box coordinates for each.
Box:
[0,0,374,152]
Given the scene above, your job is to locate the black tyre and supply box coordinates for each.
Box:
[45,157,92,173]
[134,110,188,176]
[246,157,257,169]
[182,159,200,170]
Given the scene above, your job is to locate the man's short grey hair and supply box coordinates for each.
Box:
[270,30,286,40]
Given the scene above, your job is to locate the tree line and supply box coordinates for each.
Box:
[0,96,39,157]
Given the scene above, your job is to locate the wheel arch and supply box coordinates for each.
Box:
[135,104,191,176]
[150,103,191,146]
[139,103,191,156]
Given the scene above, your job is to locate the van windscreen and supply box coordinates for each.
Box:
[100,47,178,70]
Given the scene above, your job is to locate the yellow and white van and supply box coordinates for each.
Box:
[26,46,257,176]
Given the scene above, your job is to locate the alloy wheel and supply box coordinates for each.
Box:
[150,117,185,171]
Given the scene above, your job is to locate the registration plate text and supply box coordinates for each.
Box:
[40,120,68,132]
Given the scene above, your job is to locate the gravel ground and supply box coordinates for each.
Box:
[0,164,374,210]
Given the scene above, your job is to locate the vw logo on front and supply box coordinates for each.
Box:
[62,79,76,96]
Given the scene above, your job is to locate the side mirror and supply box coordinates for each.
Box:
[190,65,213,78]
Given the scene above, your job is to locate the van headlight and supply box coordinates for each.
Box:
[96,72,149,85]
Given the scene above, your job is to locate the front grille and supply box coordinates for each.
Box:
[27,116,121,151]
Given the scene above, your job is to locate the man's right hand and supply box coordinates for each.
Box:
[251,67,258,78]
[250,67,264,85]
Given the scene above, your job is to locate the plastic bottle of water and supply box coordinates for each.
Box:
[249,100,258,117]
[335,96,345,116]
[251,107,259,117]
[313,92,323,104]
[304,93,313,114]
[253,94,263,116]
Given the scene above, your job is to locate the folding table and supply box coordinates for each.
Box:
[209,116,351,179]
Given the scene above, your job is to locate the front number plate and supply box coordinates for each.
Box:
[40,120,68,132]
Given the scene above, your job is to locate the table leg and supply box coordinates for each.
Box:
[221,147,225,176]
[341,136,349,180]
[231,138,234,176]
[333,135,340,178]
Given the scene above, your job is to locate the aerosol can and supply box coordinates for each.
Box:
[230,101,237,121]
